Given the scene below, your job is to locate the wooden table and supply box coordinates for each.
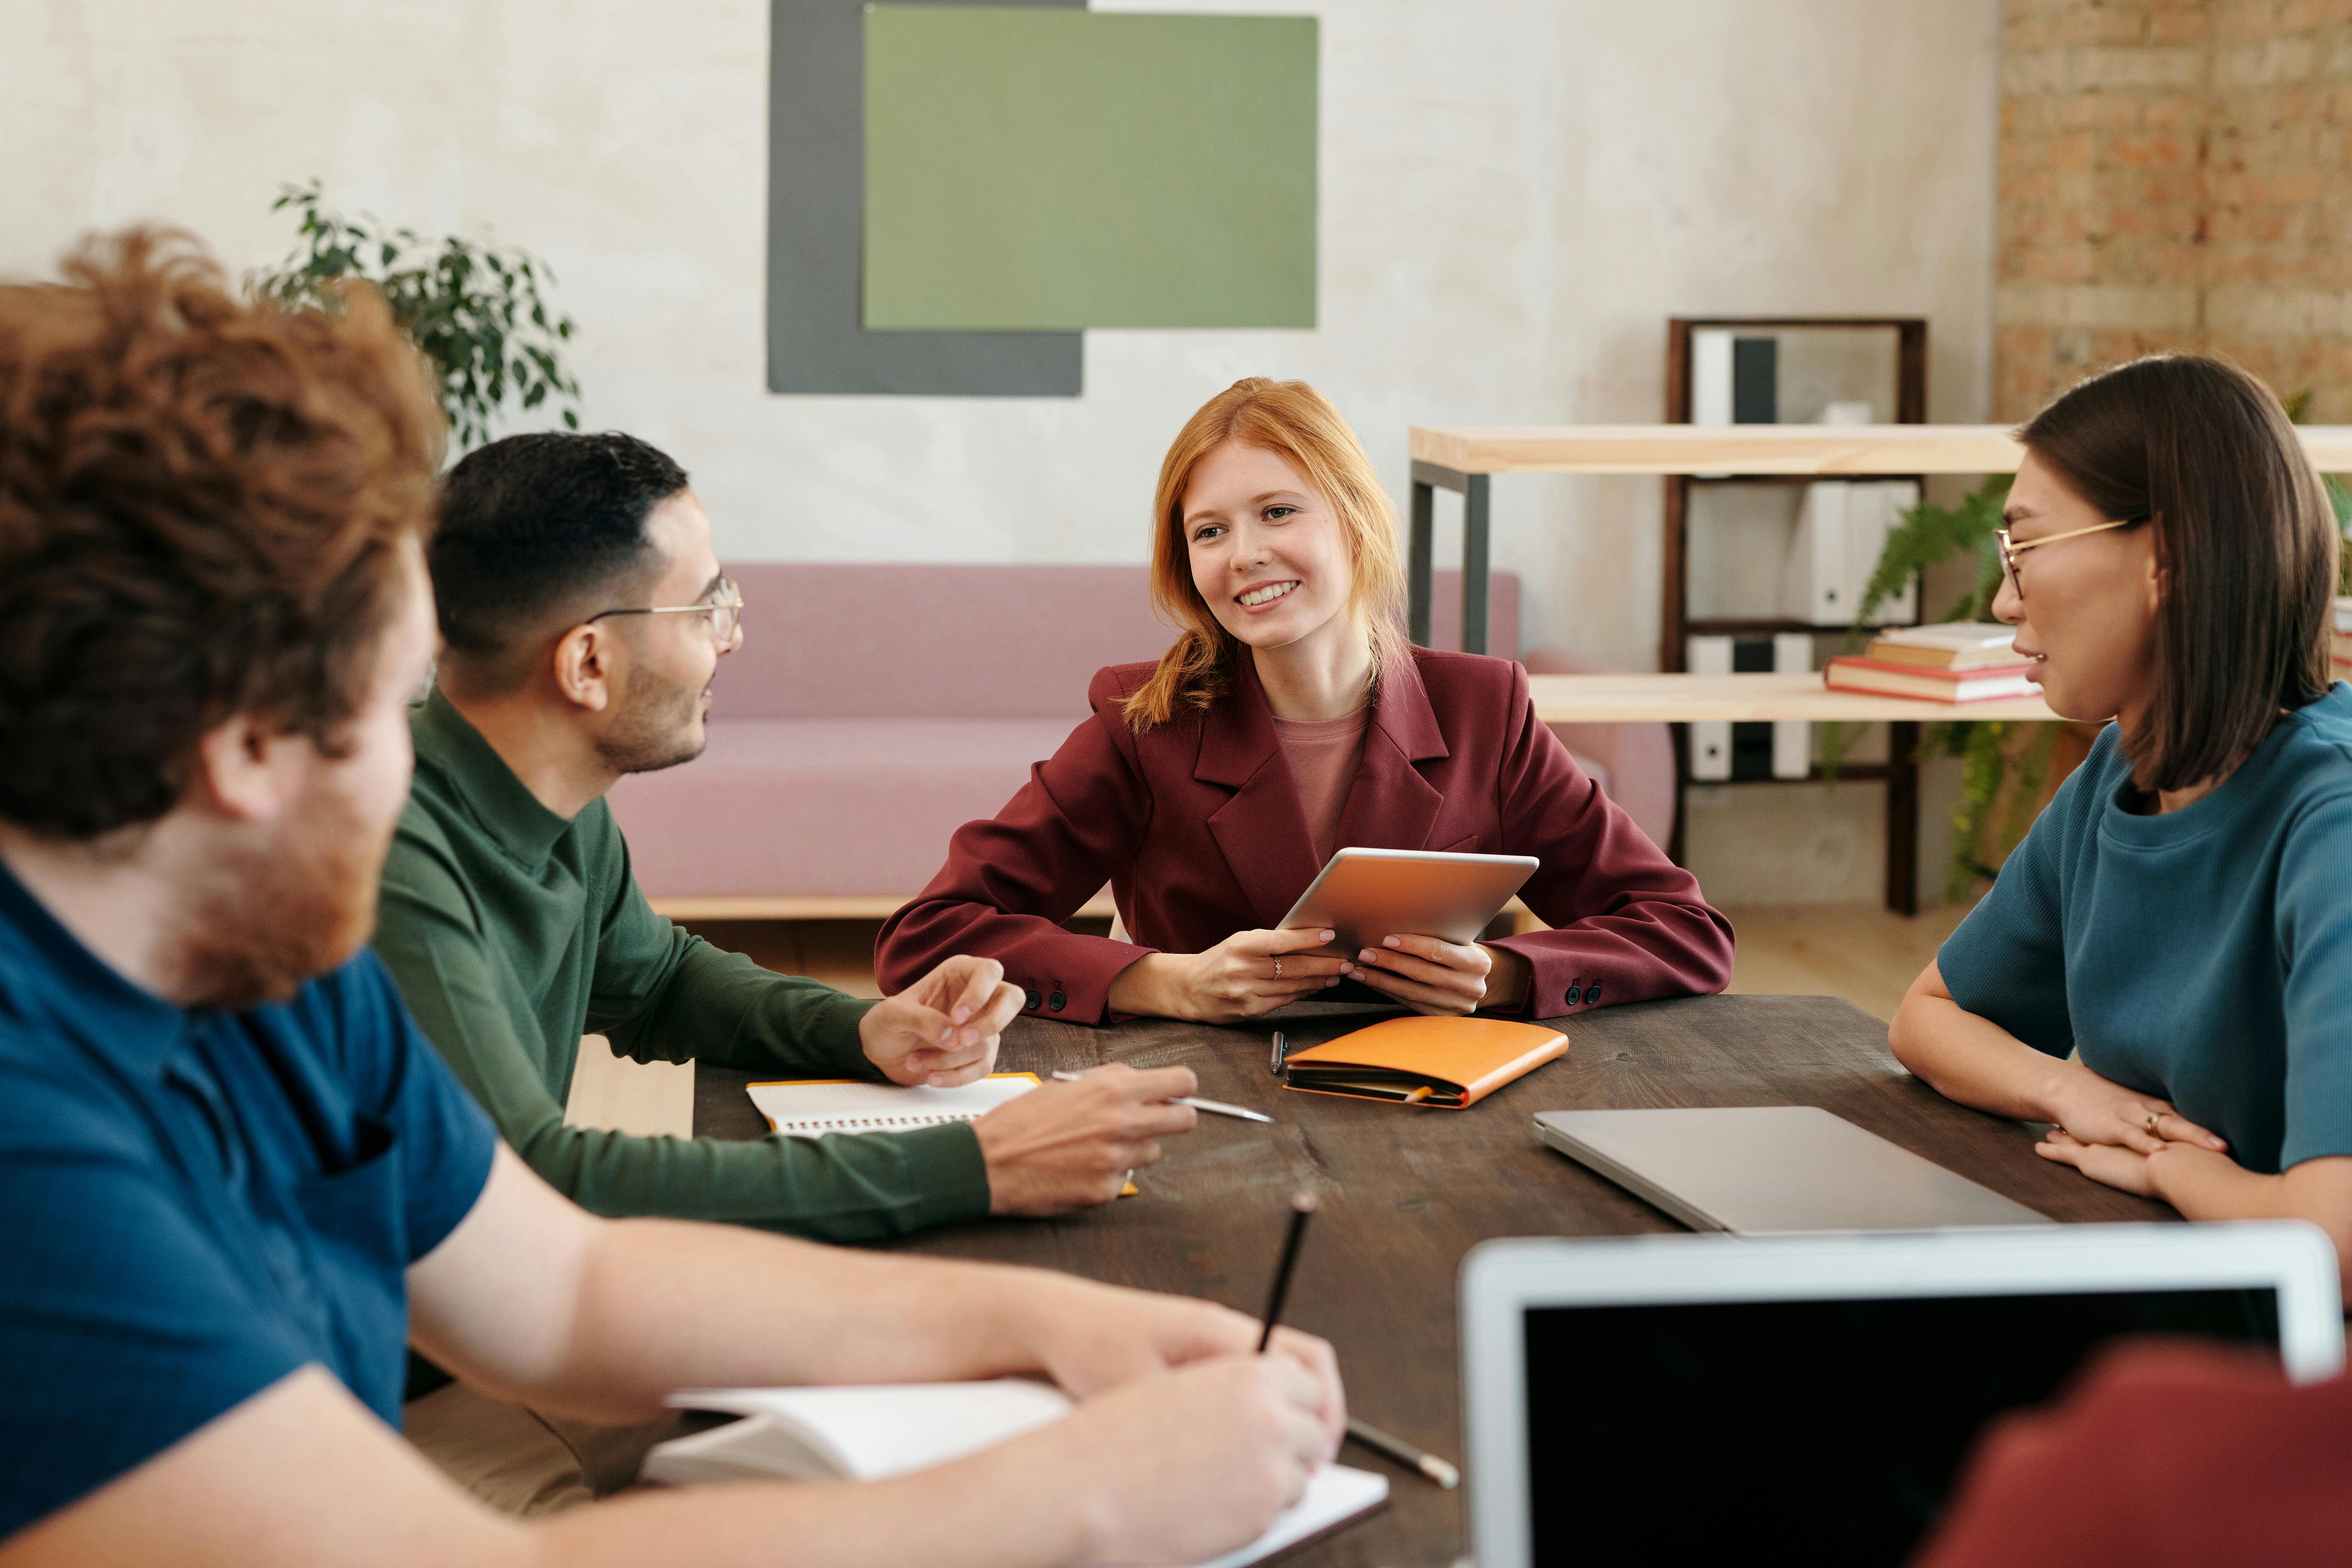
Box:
[696,995,2167,1568]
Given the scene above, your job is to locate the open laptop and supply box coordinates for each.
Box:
[1460,1223,2343,1568]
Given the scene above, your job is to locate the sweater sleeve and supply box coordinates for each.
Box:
[1914,1340,2352,1568]
[876,669,1158,1024]
[373,824,988,1240]
[1483,664,1737,1015]
[576,806,881,1078]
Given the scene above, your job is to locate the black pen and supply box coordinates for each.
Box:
[1256,1190,1318,1352]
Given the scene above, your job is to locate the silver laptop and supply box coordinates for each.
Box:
[1461,1224,2344,1568]
[1534,1105,2054,1232]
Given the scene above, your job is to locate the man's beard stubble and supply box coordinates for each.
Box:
[165,782,391,1013]
[594,661,709,778]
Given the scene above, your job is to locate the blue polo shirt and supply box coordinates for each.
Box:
[1939,684,2352,1175]
[0,861,497,1539]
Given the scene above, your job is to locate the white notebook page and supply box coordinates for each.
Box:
[665,1380,1388,1565]
[746,1073,1038,1136]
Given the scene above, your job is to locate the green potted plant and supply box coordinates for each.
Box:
[251,182,582,450]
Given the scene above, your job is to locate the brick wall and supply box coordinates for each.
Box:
[1997,0,2352,420]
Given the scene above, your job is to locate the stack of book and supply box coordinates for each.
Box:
[1823,624,2037,703]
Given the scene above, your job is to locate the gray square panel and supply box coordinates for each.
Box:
[768,0,1084,396]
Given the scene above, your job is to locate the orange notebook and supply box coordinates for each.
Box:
[1281,1016,1568,1109]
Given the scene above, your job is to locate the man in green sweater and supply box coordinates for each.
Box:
[378,431,1195,1242]
[376,433,1202,1502]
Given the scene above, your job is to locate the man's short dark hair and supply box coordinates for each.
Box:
[0,229,444,839]
[431,431,690,686]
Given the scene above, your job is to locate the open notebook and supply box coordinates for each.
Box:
[747,1073,1040,1136]
[646,1379,1387,1567]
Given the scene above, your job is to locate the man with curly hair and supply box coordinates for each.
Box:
[0,231,1344,1565]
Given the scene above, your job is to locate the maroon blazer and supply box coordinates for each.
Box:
[877,648,1734,1024]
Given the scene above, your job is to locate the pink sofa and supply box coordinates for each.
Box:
[606,564,1672,908]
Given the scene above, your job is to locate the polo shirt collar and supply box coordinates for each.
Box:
[0,853,188,1074]
[410,688,577,868]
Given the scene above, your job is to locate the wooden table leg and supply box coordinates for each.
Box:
[1885,720,1920,916]
[1408,476,1434,647]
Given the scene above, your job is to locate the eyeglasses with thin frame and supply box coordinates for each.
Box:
[1994,519,2139,601]
[587,575,744,647]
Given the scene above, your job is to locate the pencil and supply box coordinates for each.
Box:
[1344,1418,1461,1489]
[1256,1191,1318,1352]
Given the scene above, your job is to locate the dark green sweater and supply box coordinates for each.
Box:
[374,691,990,1241]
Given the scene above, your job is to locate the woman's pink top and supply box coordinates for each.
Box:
[1273,707,1371,864]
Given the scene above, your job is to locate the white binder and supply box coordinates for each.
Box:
[1845,481,1921,626]
[1783,482,1849,625]
[1770,633,1812,780]
[1687,635,1733,781]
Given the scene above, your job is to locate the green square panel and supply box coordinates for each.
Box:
[862,6,1318,330]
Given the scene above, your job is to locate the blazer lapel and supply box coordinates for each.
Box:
[1198,659,1325,928]
[1333,651,1448,853]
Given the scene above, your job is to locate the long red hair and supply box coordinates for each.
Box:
[1123,378,1407,732]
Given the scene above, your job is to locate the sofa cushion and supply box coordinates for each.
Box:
[609,715,1607,903]
[711,563,1520,720]
[608,717,1084,898]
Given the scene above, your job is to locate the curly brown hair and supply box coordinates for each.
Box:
[0,228,445,839]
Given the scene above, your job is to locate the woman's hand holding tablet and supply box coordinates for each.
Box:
[1349,932,1532,1017]
[1106,927,1357,1023]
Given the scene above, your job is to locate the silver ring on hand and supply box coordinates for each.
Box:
[1274,957,1283,979]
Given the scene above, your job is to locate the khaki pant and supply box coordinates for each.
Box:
[403,1381,683,1517]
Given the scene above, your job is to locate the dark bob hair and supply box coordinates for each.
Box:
[2019,354,2338,794]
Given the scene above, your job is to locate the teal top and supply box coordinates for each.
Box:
[374,690,991,1239]
[1939,684,2352,1175]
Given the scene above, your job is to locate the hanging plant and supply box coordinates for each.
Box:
[251,181,582,450]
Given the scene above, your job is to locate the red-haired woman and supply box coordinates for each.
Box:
[879,378,1733,1026]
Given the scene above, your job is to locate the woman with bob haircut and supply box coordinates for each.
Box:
[1889,354,2352,1265]
[878,378,1735,1026]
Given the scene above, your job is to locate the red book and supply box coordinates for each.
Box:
[1823,655,2038,703]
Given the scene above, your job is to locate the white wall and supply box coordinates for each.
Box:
[4,0,2002,900]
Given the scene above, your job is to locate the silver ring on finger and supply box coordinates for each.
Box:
[1274,957,1283,979]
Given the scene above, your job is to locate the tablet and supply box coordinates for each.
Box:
[1460,1223,2344,1568]
[1279,847,1539,955]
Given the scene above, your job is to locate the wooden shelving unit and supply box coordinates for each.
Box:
[1402,377,2352,914]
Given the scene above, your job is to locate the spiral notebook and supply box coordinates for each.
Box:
[745,1073,1041,1136]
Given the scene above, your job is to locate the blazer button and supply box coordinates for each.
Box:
[1583,983,1602,1006]
[1048,990,1067,1012]
[1024,988,1042,1010]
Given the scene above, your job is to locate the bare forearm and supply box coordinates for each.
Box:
[1477,944,1532,1011]
[2149,1149,2352,1258]
[535,1442,1082,1568]
[1106,953,1184,1018]
[1889,984,2070,1121]
[559,1219,1077,1415]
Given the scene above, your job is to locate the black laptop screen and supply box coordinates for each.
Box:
[1522,1287,2278,1566]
